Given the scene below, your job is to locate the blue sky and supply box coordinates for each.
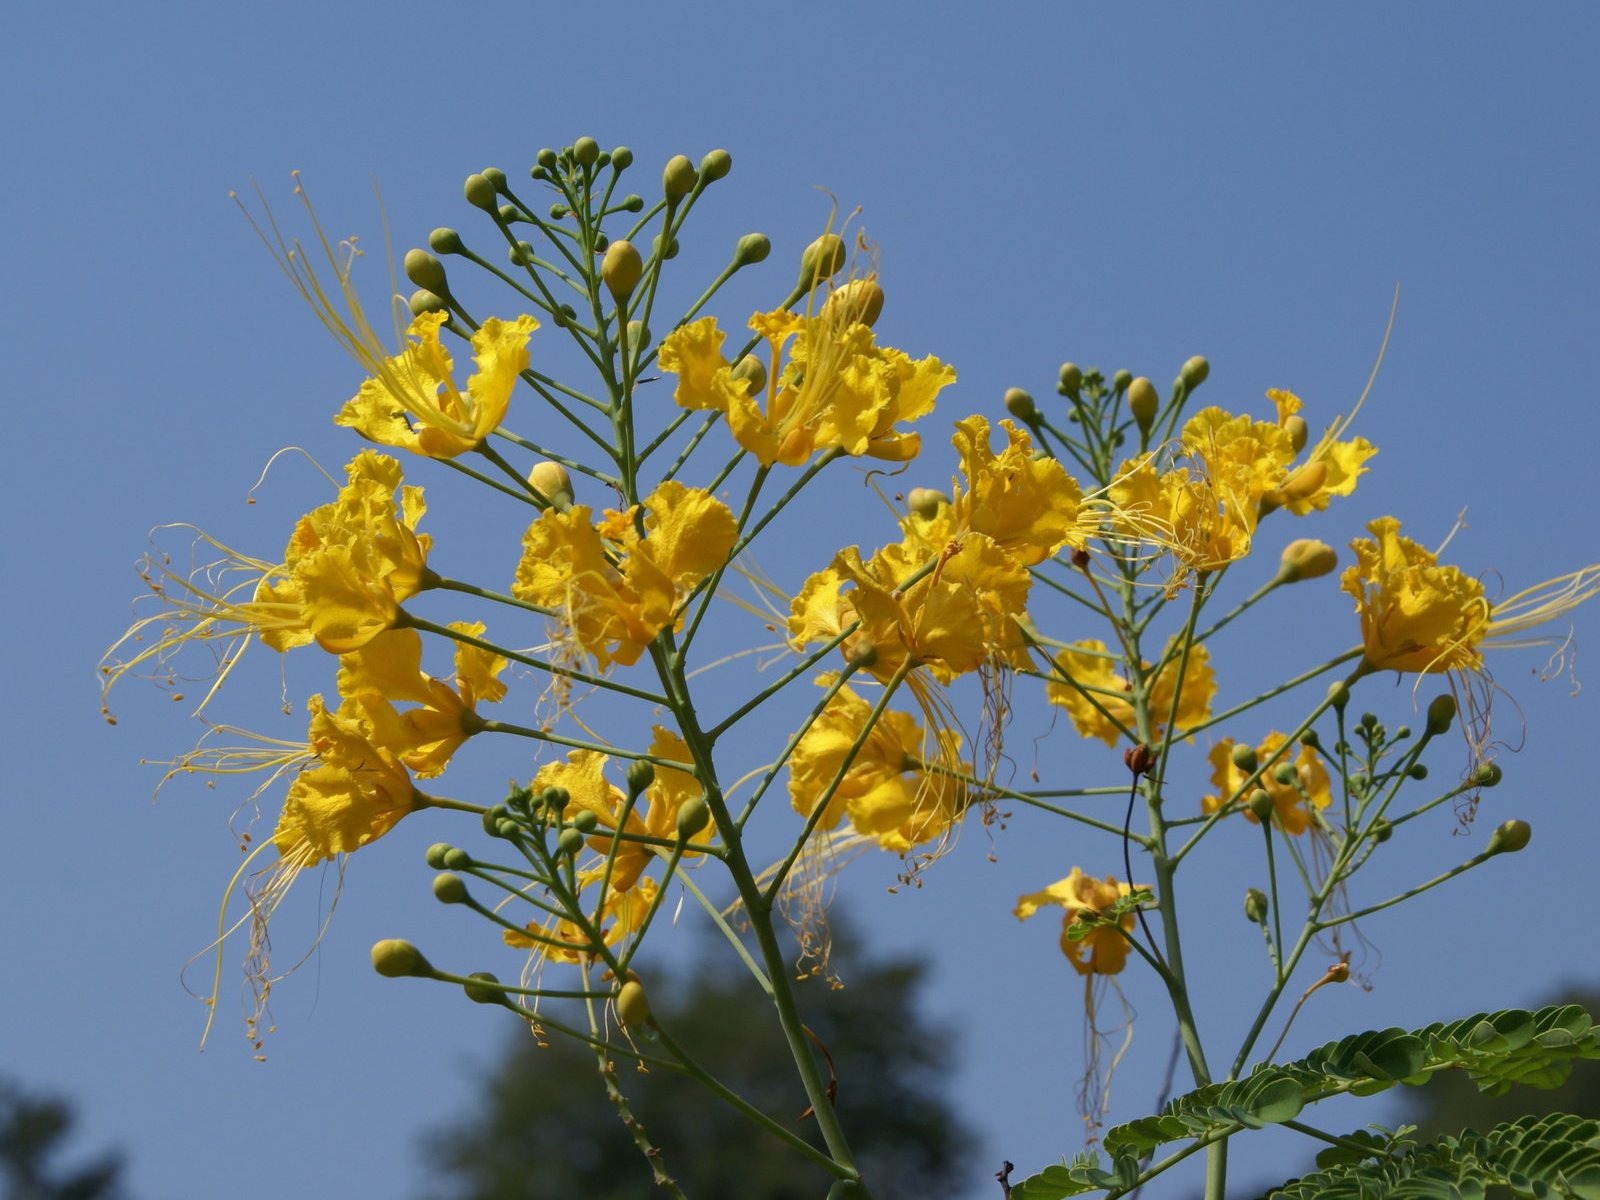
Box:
[6,4,1599,1198]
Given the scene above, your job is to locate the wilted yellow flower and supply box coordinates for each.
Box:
[1046,638,1215,747]
[788,680,970,853]
[512,481,737,669]
[657,307,954,467]
[1015,868,1140,976]
[1201,732,1331,835]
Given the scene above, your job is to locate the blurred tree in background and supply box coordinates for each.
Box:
[0,1077,132,1200]
[417,915,976,1200]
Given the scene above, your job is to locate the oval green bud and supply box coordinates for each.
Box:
[1408,763,1429,780]
[1003,387,1038,422]
[1473,761,1503,787]
[1277,538,1338,584]
[571,809,600,834]
[734,232,771,266]
[1244,888,1269,924]
[1127,376,1159,431]
[1229,742,1259,773]
[662,154,697,201]
[371,939,432,979]
[543,786,570,814]
[1487,818,1531,855]
[730,354,767,396]
[573,137,600,167]
[1371,817,1393,843]
[700,148,732,181]
[498,203,521,225]
[1326,681,1350,712]
[495,818,520,839]
[432,872,469,904]
[798,233,846,288]
[676,795,711,839]
[403,248,449,296]
[1112,369,1133,392]
[610,146,634,170]
[821,278,885,328]
[1057,362,1083,398]
[535,148,558,169]
[482,805,508,836]
[627,319,651,347]
[601,239,643,302]
[425,843,453,869]
[463,173,499,212]
[1180,356,1210,389]
[463,971,503,1005]
[907,487,949,519]
[1283,414,1309,454]
[616,978,651,1027]
[651,233,679,261]
[481,167,507,190]
[407,289,449,317]
[508,241,536,267]
[1426,694,1457,735]
[620,194,644,213]
[556,827,586,857]
[1273,762,1299,786]
[1247,788,1276,823]
[429,227,465,255]
[442,847,472,871]
[626,760,656,797]
[528,460,574,510]
[548,203,568,220]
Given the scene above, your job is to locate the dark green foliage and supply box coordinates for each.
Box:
[0,1077,131,1200]
[417,919,975,1200]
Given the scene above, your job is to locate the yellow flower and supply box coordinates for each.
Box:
[788,680,970,853]
[336,310,538,459]
[1046,638,1215,747]
[1201,733,1331,835]
[1109,460,1257,575]
[1341,517,1491,674]
[657,307,954,467]
[1015,868,1139,976]
[1263,389,1377,515]
[512,481,737,669]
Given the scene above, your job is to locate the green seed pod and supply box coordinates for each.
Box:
[535,148,558,169]
[1057,362,1083,398]
[662,154,698,201]
[371,939,432,979]
[1247,789,1276,823]
[442,847,472,871]
[626,760,656,797]
[1474,761,1503,787]
[700,148,733,181]
[651,233,679,261]
[610,146,634,170]
[1283,414,1310,454]
[432,872,469,904]
[676,795,711,838]
[481,167,507,190]
[907,487,949,519]
[1229,742,1259,773]
[573,137,600,167]
[1244,888,1269,924]
[1003,388,1038,422]
[1127,376,1159,432]
[1487,819,1531,854]
[429,227,464,255]
[463,972,504,1005]
[425,843,453,869]
[556,827,586,857]
[463,173,499,212]
[616,978,651,1027]
[798,233,846,288]
[1277,538,1338,584]
[1180,356,1210,389]
[601,239,643,302]
[730,355,767,396]
[407,289,449,317]
[571,809,600,834]
[1426,694,1457,735]
[528,461,574,510]
[734,232,771,266]
[403,248,449,296]
[1112,369,1133,392]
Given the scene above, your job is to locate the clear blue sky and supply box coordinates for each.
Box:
[5,4,1598,1198]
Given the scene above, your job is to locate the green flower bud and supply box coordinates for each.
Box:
[1371,817,1393,843]
[1247,788,1276,823]
[1326,681,1350,712]
[1057,362,1083,398]
[601,239,643,302]
[508,241,536,268]
[1003,388,1038,422]
[1112,369,1133,392]
[1229,742,1259,773]
[798,233,846,288]
[676,795,711,838]
[442,847,472,871]
[482,805,508,836]
[403,248,449,296]
[1473,761,1503,787]
[1244,888,1269,924]
[610,146,634,170]
[407,289,449,317]
[432,872,469,904]
[556,827,586,857]
[1426,694,1457,735]
[1277,538,1338,584]
[734,232,771,266]
[548,203,568,220]
[627,319,651,347]
[425,843,453,869]
[651,233,679,261]
[528,460,574,510]
[481,167,507,190]
[495,818,520,839]
[429,227,464,255]
[463,972,504,1005]
[907,487,948,519]
[1300,729,1321,750]
[626,760,655,797]
[371,939,433,979]
[571,809,600,834]
[1127,376,1159,432]
[700,148,732,181]
[1180,356,1210,389]
[620,194,645,213]
[730,355,767,396]
[1273,762,1299,786]
[1283,414,1309,454]
[617,978,651,1027]
[463,173,499,212]
[535,148,558,169]
[1408,763,1429,780]
[822,279,885,328]
[1395,726,1411,740]
[543,786,570,814]
[1487,819,1531,854]
[662,154,697,201]
[572,136,600,167]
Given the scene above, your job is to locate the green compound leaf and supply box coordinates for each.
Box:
[1009,1005,1598,1198]
[1254,1112,1600,1200]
